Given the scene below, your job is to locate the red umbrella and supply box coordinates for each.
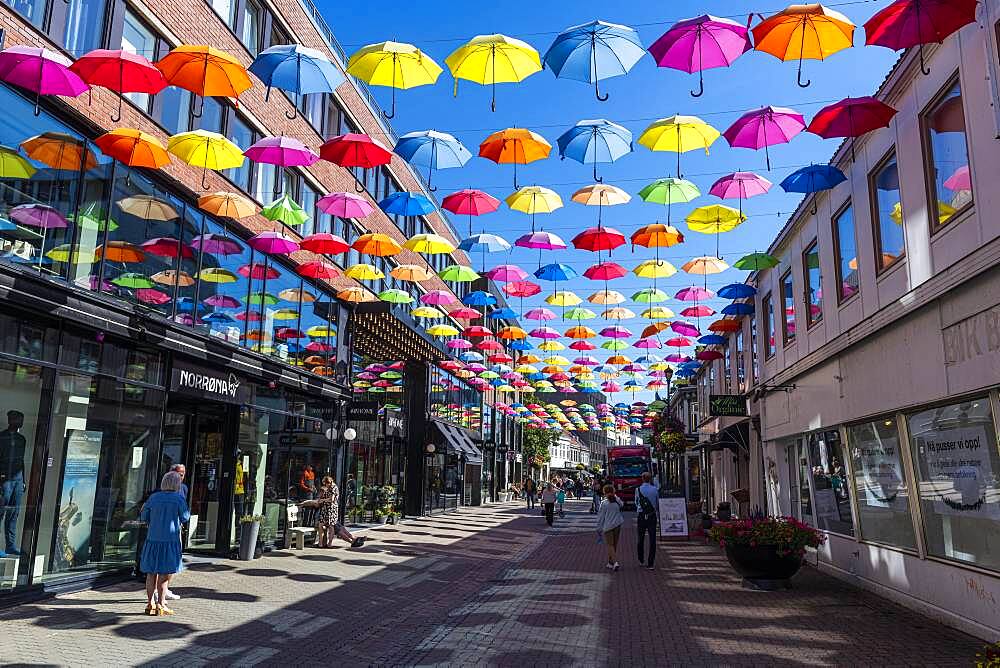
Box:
[572,226,627,253]
[449,307,481,319]
[296,261,340,279]
[503,280,541,297]
[141,237,194,259]
[320,133,393,193]
[583,261,627,280]
[463,325,494,338]
[300,232,349,255]
[69,49,167,122]
[442,188,501,234]
[864,0,978,76]
[569,340,597,350]
[238,263,280,280]
[709,319,741,333]
[807,97,898,160]
[696,350,724,361]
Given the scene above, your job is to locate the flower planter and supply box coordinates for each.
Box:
[724,543,803,582]
[237,521,260,561]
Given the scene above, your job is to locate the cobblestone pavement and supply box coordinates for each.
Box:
[0,499,984,667]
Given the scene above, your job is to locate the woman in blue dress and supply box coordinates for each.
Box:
[140,471,190,616]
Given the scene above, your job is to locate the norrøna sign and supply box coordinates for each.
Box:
[346,401,379,421]
[709,394,748,417]
[170,361,251,404]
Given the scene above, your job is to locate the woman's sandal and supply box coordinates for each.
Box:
[157,605,176,616]
[144,604,157,616]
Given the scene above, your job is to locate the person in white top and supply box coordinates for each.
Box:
[595,484,624,571]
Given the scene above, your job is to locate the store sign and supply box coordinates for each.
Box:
[346,401,379,422]
[709,394,748,417]
[658,496,690,538]
[170,361,251,404]
[915,423,1000,519]
[384,409,406,437]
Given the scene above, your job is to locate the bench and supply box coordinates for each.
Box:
[285,504,316,549]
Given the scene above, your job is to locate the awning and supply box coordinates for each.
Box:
[431,420,483,464]
[453,425,483,465]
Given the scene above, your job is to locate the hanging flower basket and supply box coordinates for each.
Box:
[652,413,688,455]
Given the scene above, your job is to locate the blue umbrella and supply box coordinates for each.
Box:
[722,303,754,316]
[379,191,435,216]
[394,130,472,191]
[509,340,533,350]
[697,334,727,345]
[674,368,696,378]
[249,45,345,120]
[534,263,578,281]
[203,311,236,323]
[488,307,518,319]
[543,20,646,101]
[557,119,633,182]
[458,232,511,253]
[780,165,847,213]
[459,351,484,362]
[462,290,497,307]
[718,283,757,299]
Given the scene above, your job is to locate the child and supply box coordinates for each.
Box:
[556,486,567,518]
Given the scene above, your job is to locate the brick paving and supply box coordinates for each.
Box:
[0,499,983,667]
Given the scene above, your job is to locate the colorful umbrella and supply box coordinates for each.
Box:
[380,191,435,216]
[631,223,684,249]
[316,191,374,220]
[0,145,36,179]
[167,130,245,189]
[486,264,528,281]
[442,189,500,234]
[346,41,442,119]
[198,191,257,219]
[248,44,344,118]
[157,45,251,114]
[807,97,898,160]
[709,171,772,214]
[248,231,299,255]
[648,15,751,97]
[300,232,349,255]
[632,288,669,303]
[345,263,385,281]
[0,46,88,115]
[546,291,581,307]
[752,4,856,87]
[296,261,340,279]
[353,232,403,256]
[719,283,758,299]
[864,0,977,76]
[573,225,626,253]
[676,286,715,301]
[439,264,480,282]
[320,133,393,193]
[261,194,310,227]
[480,128,552,189]
[534,263,578,282]
[723,106,805,170]
[338,287,372,303]
[392,264,434,282]
[639,115,719,177]
[780,164,847,212]
[421,290,456,305]
[583,261,627,280]
[589,289,625,304]
[459,232,511,254]
[71,49,167,122]
[394,130,471,191]
[11,203,68,229]
[543,20,645,101]
[722,303,755,316]
[21,132,97,172]
[633,259,677,279]
[95,128,170,169]
[244,136,319,168]
[405,233,455,254]
[95,241,144,263]
[503,280,542,298]
[379,288,413,304]
[733,251,779,271]
[686,204,746,257]
[445,34,542,111]
[571,183,630,227]
[557,119,633,182]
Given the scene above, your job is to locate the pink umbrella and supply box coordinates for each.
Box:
[173,314,200,326]
[244,136,319,166]
[675,286,714,301]
[235,310,262,322]
[515,231,567,250]
[190,233,242,255]
[709,171,772,213]
[723,106,806,170]
[204,294,241,308]
[573,355,599,365]
[648,15,751,97]
[600,325,632,338]
[503,281,542,298]
[449,307,481,319]
[944,165,971,192]
[602,381,622,392]
[136,288,170,305]
[681,305,715,318]
[0,46,89,115]
[570,340,597,350]
[524,307,557,321]
[486,264,528,281]
[238,263,280,280]
[421,290,456,305]
[665,353,691,363]
[317,192,374,219]
[529,327,561,339]
[11,204,68,228]
[477,340,503,351]
[634,338,663,349]
[583,261,627,280]
[697,350,724,361]
[671,321,701,337]
[665,337,691,347]
[248,231,299,255]
[622,363,646,372]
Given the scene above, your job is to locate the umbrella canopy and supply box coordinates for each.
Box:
[631,223,685,248]
[95,128,170,168]
[427,324,460,337]
[353,232,403,256]
[378,288,413,304]
[718,283,758,299]
[709,171,773,204]
[238,263,280,280]
[391,264,434,282]
[320,133,393,192]
[0,46,88,115]
[546,291,581,307]
[296,261,340,279]
[633,259,677,279]
[486,264,528,281]
[338,287,373,303]
[602,307,635,320]
[439,264,480,282]
[572,225,626,252]
[0,145,37,178]
[141,237,193,259]
[445,34,542,111]
[248,44,344,113]
[380,191,435,216]
[412,305,445,318]
[515,230,566,251]
[442,188,500,216]
[421,290,456,305]
[583,261,627,280]
[557,119,633,181]
[638,115,720,177]
[394,130,471,190]
[244,136,319,167]
[524,307,557,321]
[481,128,552,189]
[682,256,729,274]
[463,290,497,306]
[733,251,780,270]
[648,15,751,96]
[535,263,578,282]
[405,233,455,254]
[167,130,244,188]
[198,191,257,219]
[11,204,68,229]
[345,263,385,281]
[543,21,645,100]
[780,164,847,196]
[752,4,856,87]
[459,232,511,253]
[589,289,625,304]
[248,231,298,255]
[157,45,251,101]
[504,280,542,298]
[506,186,563,222]
[723,106,806,170]
[676,286,715,301]
[346,41,442,118]
[637,177,701,226]
[722,303,755,316]
[864,0,978,75]
[808,96,898,160]
[687,204,746,233]
[300,232,350,255]
[642,306,675,319]
[21,132,97,171]
[632,288,669,303]
[317,191,374,219]
[261,194,310,227]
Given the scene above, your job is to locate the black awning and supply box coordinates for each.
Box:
[452,425,483,465]
[431,420,466,457]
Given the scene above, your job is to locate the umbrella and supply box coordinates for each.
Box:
[167,130,245,189]
[0,146,36,179]
[442,189,500,234]
[543,20,645,101]
[317,191,373,219]
[718,283,757,299]
[808,97,898,160]
[480,128,552,189]
[486,264,527,281]
[632,288,669,303]
[394,130,471,191]
[583,261,627,280]
[296,261,340,279]
[427,324,460,337]
[571,184,630,227]
[642,307,675,320]
[421,290,456,305]
[557,119,633,182]
[709,172,772,214]
[686,204,746,257]
[631,224,685,251]
[752,4,856,87]
[379,289,413,304]
[672,321,701,337]
[503,281,542,298]
[405,233,455,254]
[337,287,372,303]
[353,232,402,256]
[639,115,719,177]
[449,306,481,319]
[864,0,977,76]
[780,164,847,213]
[506,186,563,232]
[157,45,251,115]
[346,41,442,118]
[723,106,806,170]
[682,304,715,318]
[238,263,280,280]
[248,44,344,118]
[722,303,755,316]
[0,46,88,115]
[459,232,511,254]
[463,290,496,306]
[71,49,167,122]
[391,264,434,282]
[95,241,144,263]
[412,305,445,318]
[248,231,298,255]
[345,263,385,281]
[142,237,193,259]
[320,133,393,193]
[649,15,751,97]
[547,291,581,307]
[445,34,542,111]
[11,203,68,229]
[589,289,625,304]
[709,319,741,333]
[573,225,626,253]
[21,132,97,172]
[602,307,635,320]
[535,263,578,282]
[633,259,677,279]
[380,191,435,216]
[95,128,170,170]
[637,177,700,226]
[244,136,319,168]
[152,269,194,287]
[439,265,479,282]
[733,251,779,271]
[261,194,310,227]
[112,272,154,289]
[117,195,178,221]
[300,232,350,254]
[204,294,241,308]
[676,286,715,301]
[198,191,257,219]
[697,350,724,361]
[525,307,557,321]
[489,307,518,319]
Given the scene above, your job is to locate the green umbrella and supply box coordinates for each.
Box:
[563,307,596,320]
[601,340,629,350]
[631,288,669,303]
[112,272,154,289]
[378,288,414,304]
[262,194,309,227]
[638,177,700,224]
[479,370,500,379]
[247,292,279,306]
[380,370,403,379]
[438,264,479,282]
[733,252,779,271]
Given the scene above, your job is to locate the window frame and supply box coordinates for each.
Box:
[831,199,860,306]
[869,148,906,276]
[779,269,796,347]
[921,72,974,235]
[761,292,775,359]
[802,238,823,328]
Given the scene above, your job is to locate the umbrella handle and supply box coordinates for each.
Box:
[33,90,41,117]
[285,91,299,120]
[690,70,704,98]
[383,87,396,120]
[111,93,123,124]
[796,35,810,88]
[201,166,210,190]
[192,95,204,119]
[593,162,602,183]
[919,44,930,76]
[354,172,366,194]
[811,198,818,216]
[594,77,608,102]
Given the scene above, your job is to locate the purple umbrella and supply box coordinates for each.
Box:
[709,171,772,213]
[248,231,299,255]
[675,286,715,301]
[600,325,632,338]
[11,204,68,228]
[515,231,567,250]
[485,264,528,281]
[204,294,241,308]
[524,307,557,321]
[671,320,701,337]
[190,233,243,255]
[447,338,473,349]
[529,327,561,339]
[0,46,88,115]
[75,275,114,291]
[244,136,319,167]
[622,363,646,372]
[648,15,751,97]
[665,353,691,363]
[317,191,374,219]
[723,106,806,171]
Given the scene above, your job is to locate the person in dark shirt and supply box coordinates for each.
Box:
[0,410,27,556]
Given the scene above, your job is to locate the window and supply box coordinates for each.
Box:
[226,112,256,193]
[722,342,730,392]
[749,315,758,382]
[803,240,822,326]
[270,21,291,47]
[806,430,854,536]
[762,293,775,358]
[833,203,859,302]
[323,97,343,138]
[209,0,237,30]
[241,0,263,55]
[4,0,47,31]
[923,78,972,228]
[194,97,224,133]
[121,10,158,113]
[848,417,917,550]
[870,151,905,272]
[299,94,325,131]
[64,0,109,54]
[299,185,319,236]
[254,163,278,204]
[908,397,1000,571]
[157,87,193,135]
[780,270,795,345]
[735,329,745,391]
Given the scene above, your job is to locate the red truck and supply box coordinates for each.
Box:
[607,445,652,509]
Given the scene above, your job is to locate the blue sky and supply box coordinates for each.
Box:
[323,1,899,401]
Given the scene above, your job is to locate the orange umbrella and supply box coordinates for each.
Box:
[21,132,98,171]
[641,322,670,338]
[390,264,433,281]
[752,4,855,88]
[152,269,195,286]
[631,223,684,248]
[303,355,327,366]
[709,319,741,333]
[95,128,170,168]
[479,128,551,188]
[352,232,402,256]
[198,191,257,219]
[156,45,252,112]
[565,325,596,339]
[607,354,632,365]
[95,240,144,263]
[337,287,371,302]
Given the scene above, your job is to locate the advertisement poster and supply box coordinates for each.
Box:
[852,429,908,511]
[54,430,103,571]
[915,425,1000,519]
[658,496,689,538]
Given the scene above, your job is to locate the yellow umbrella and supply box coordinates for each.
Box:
[412,305,445,318]
[306,325,336,337]
[346,41,443,119]
[404,233,455,254]
[344,263,385,281]
[197,191,257,219]
[545,291,581,307]
[686,204,746,257]
[445,34,542,111]
[602,307,636,320]
[682,255,729,274]
[0,145,37,179]
[890,201,954,226]
[166,130,245,189]
[515,364,539,374]
[633,259,677,279]
[538,340,565,351]
[46,244,88,263]
[753,4,855,88]
[506,186,562,215]
[543,355,570,366]
[639,115,720,177]
[427,324,459,337]
[271,308,299,321]
[641,306,675,319]
[337,287,372,303]
[588,289,625,305]
[197,267,238,283]
[392,264,435,282]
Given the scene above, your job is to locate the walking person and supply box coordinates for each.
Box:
[140,471,190,616]
[590,477,602,514]
[556,485,567,518]
[540,483,557,526]
[635,472,659,570]
[315,476,366,548]
[524,477,536,510]
[595,484,624,571]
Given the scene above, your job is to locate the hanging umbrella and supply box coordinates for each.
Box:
[238,263,280,280]
[352,232,402,256]
[445,34,542,112]
[603,307,635,320]
[442,189,500,234]
[583,261,627,280]
[807,97,898,160]
[0,146,36,179]
[589,289,625,304]
[261,194,310,227]
[480,129,552,189]
[11,203,68,229]
[683,305,717,319]
[296,261,340,279]
[95,240,144,263]
[379,288,413,304]
[547,291,581,307]
[0,46,88,115]
[709,172,772,214]
[427,324,460,337]
[686,204,746,257]
[21,132,97,171]
[197,191,257,219]
[780,164,847,213]
[864,0,978,76]
[204,294,241,309]
[506,186,563,231]
[642,306,675,319]
[347,41,442,118]
[157,45,251,115]
[543,20,645,101]
[95,128,171,172]
[345,263,385,281]
[463,290,497,306]
[300,232,350,254]
[709,319,741,333]
[317,191,373,219]
[249,231,298,255]
[404,232,454,254]
[439,265,479,282]
[380,191,435,216]
[557,119,633,182]
[394,130,471,191]
[486,264,528,281]
[752,4,856,87]
[412,305,445,318]
[672,321,701,337]
[392,264,434,282]
[524,307,557,321]
[70,49,167,122]
[338,287,372,303]
[141,237,193,259]
[244,136,319,167]
[718,283,758,299]
[633,259,677,279]
[320,133,393,193]
[733,251,779,271]
[571,183,630,227]
[573,225,626,253]
[648,15,751,97]
[535,263,578,282]
[459,232,511,253]
[112,272,154,289]
[489,307,518,319]
[449,306,481,319]
[421,290,456,305]
[632,288,669,303]
[167,130,245,189]
[631,223,684,250]
[248,44,344,118]
[503,281,542,298]
[637,177,700,227]
[676,286,715,301]
[639,115,719,177]
[722,303,755,316]
[117,195,178,221]
[723,106,805,170]
[151,269,195,287]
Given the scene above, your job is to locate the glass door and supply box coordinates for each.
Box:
[187,410,226,551]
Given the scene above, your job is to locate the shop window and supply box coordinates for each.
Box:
[0,312,58,363]
[922,77,972,228]
[870,150,905,272]
[803,240,822,326]
[847,417,917,550]
[833,203,859,302]
[121,10,158,114]
[780,270,795,345]
[241,0,263,55]
[806,431,853,535]
[907,397,1000,571]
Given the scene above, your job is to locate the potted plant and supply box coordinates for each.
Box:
[238,514,264,561]
[651,413,688,457]
[708,516,827,583]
